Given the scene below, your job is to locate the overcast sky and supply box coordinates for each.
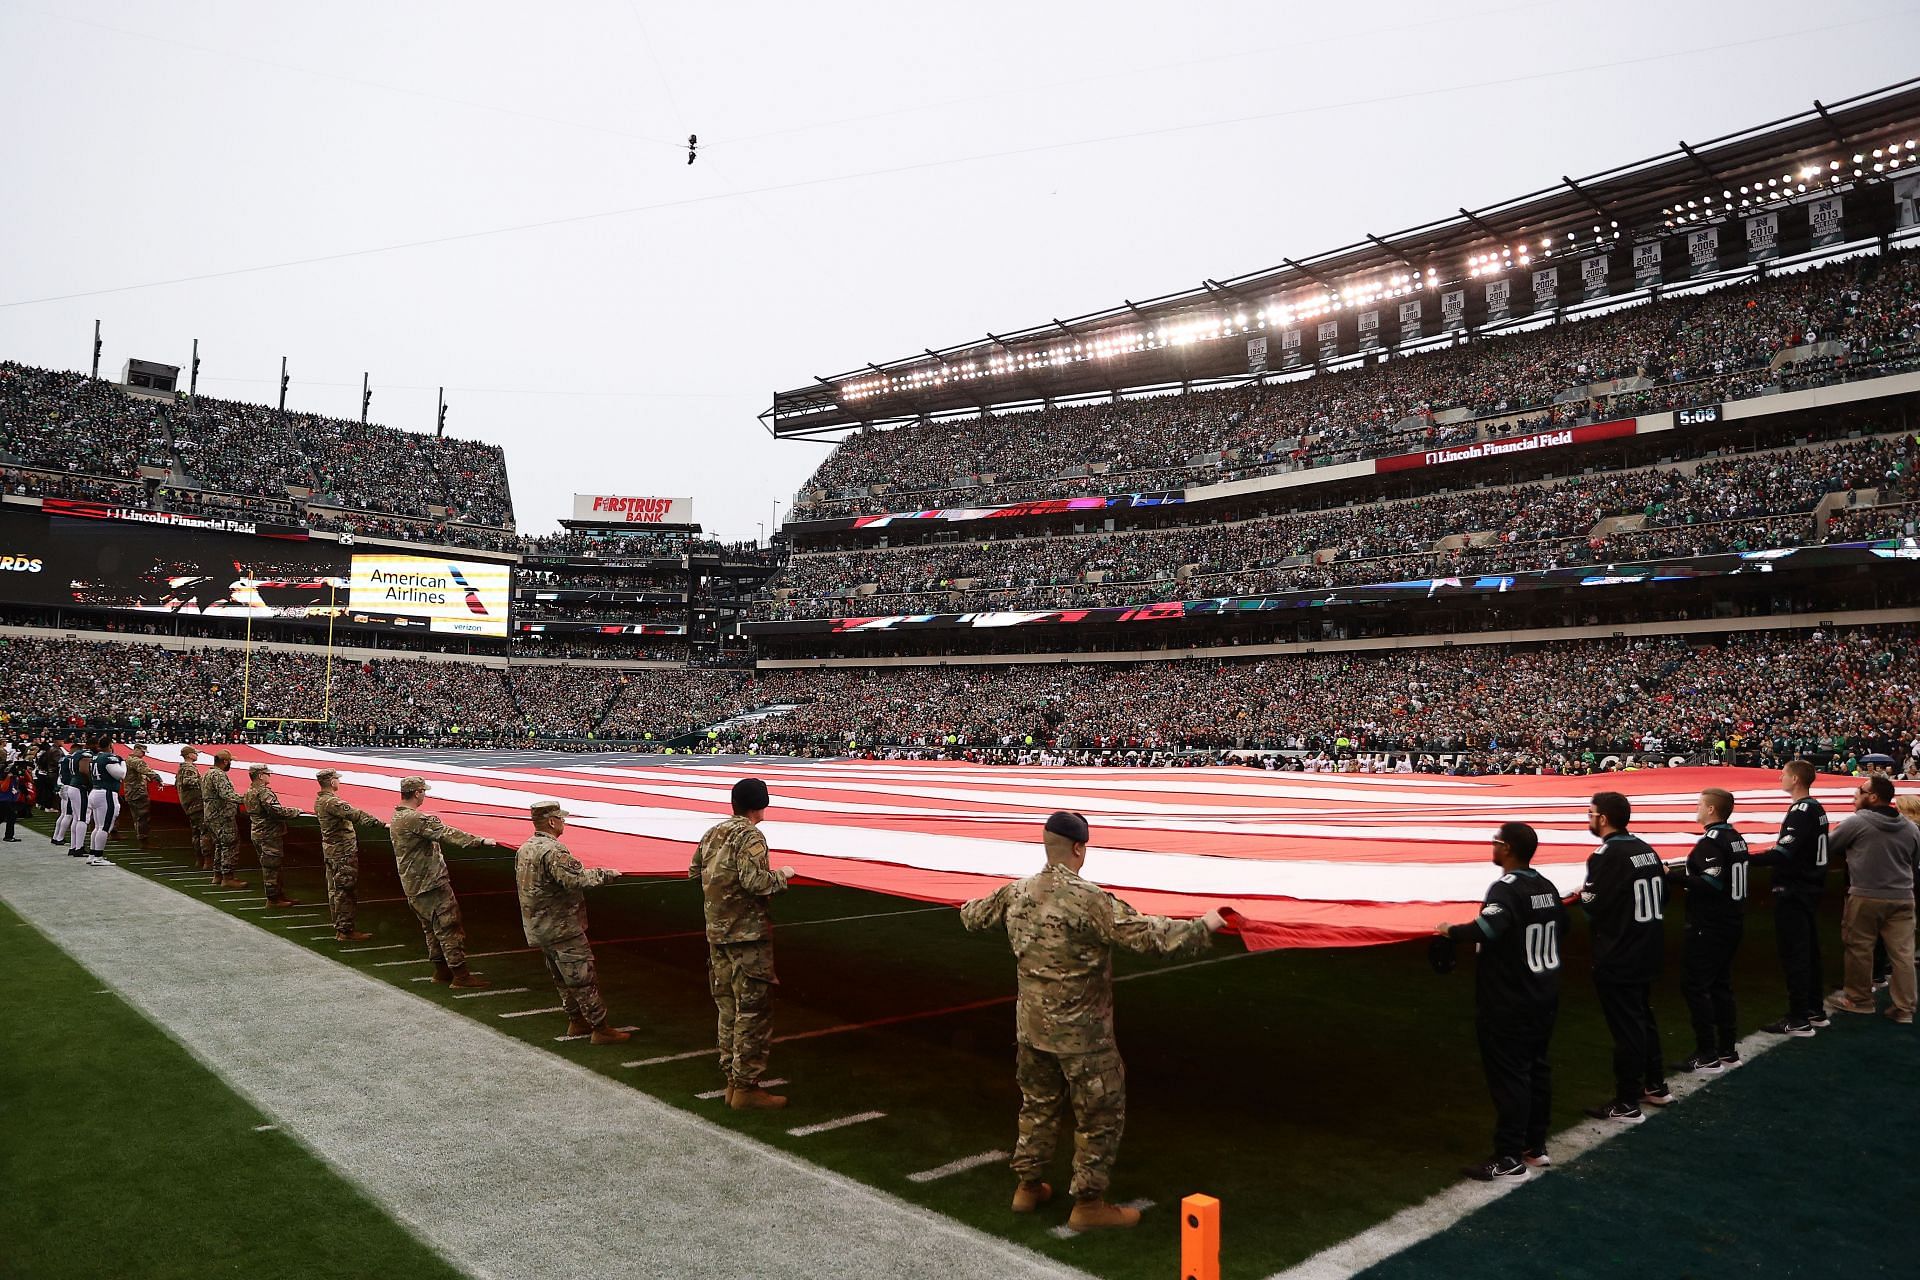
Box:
[4,0,1917,540]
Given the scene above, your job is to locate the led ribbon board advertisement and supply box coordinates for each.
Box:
[346,555,509,637]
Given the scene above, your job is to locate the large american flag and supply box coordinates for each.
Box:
[139,746,1870,949]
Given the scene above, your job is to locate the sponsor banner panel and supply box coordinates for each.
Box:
[346,554,510,637]
[1374,417,1639,474]
[571,494,693,524]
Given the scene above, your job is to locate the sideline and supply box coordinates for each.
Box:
[1263,1026,1787,1279]
[0,831,1086,1280]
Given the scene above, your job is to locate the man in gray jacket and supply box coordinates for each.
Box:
[1826,774,1918,1024]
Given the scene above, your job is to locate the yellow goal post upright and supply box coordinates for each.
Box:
[240,581,339,728]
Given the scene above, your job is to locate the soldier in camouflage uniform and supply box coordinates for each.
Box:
[174,746,211,868]
[690,777,796,1110]
[961,811,1228,1232]
[515,799,627,1043]
[314,769,383,942]
[390,775,500,988]
[243,764,303,907]
[201,750,246,889]
[122,744,158,848]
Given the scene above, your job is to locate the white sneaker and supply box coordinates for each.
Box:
[84,855,112,867]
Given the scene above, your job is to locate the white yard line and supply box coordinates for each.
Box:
[554,1025,640,1042]
[499,1006,567,1019]
[341,944,404,953]
[909,1150,1009,1183]
[452,986,532,1000]
[1263,1030,1789,1279]
[787,1110,886,1137]
[626,951,1260,1069]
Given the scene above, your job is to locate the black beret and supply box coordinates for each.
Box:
[1044,810,1090,843]
[732,777,770,812]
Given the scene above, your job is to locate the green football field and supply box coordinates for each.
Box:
[10,804,1915,1279]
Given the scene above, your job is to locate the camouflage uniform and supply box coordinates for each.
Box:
[315,792,382,936]
[174,760,209,863]
[244,778,301,901]
[123,756,157,843]
[690,815,790,1088]
[200,766,241,881]
[961,863,1211,1201]
[389,806,486,969]
[516,832,618,1029]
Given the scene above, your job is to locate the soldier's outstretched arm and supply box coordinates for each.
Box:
[732,828,789,896]
[425,814,492,849]
[959,883,1014,932]
[1100,894,1213,957]
[546,845,619,889]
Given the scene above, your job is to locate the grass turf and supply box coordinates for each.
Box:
[1361,1006,1920,1279]
[0,895,468,1280]
[28,800,1900,1280]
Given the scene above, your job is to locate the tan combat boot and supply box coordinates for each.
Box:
[729,1084,788,1111]
[1067,1199,1141,1231]
[447,966,490,989]
[590,1025,631,1045]
[1011,1181,1053,1213]
[430,960,454,984]
[219,877,248,889]
[266,896,299,908]
[334,930,374,942]
[565,1017,593,1037]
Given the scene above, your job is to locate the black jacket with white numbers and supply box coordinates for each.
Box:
[1579,831,1667,983]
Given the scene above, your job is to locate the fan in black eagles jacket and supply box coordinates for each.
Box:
[1577,791,1670,1125]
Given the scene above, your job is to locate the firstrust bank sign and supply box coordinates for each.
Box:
[571,495,693,525]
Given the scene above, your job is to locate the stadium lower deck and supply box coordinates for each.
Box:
[6,752,1915,1279]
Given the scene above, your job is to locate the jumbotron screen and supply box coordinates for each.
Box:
[345,553,509,637]
[0,506,508,637]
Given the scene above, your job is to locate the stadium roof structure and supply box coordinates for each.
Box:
[765,77,1920,438]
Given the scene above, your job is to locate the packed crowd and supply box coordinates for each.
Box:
[792,250,1920,518]
[763,432,1916,617]
[0,361,518,533]
[730,626,1920,764]
[0,638,718,744]
[6,625,1917,767]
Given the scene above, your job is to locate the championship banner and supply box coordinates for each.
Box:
[1808,195,1844,247]
[571,494,693,525]
[345,554,510,638]
[1398,298,1422,341]
[1894,175,1920,230]
[1581,253,1611,300]
[1746,212,1780,263]
[1374,416,1638,474]
[1531,266,1558,308]
[1441,289,1466,331]
[1316,320,1340,360]
[1281,327,1303,368]
[1247,336,1268,373]
[1687,226,1719,277]
[1483,277,1510,322]
[1633,240,1663,288]
[1357,310,1380,352]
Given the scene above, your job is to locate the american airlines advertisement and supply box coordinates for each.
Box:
[345,554,510,637]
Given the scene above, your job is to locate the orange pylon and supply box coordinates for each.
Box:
[1180,1193,1220,1280]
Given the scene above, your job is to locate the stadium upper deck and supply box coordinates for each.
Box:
[769,80,1920,441]
[0,361,518,550]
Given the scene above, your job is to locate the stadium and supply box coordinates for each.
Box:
[4,13,1919,1279]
